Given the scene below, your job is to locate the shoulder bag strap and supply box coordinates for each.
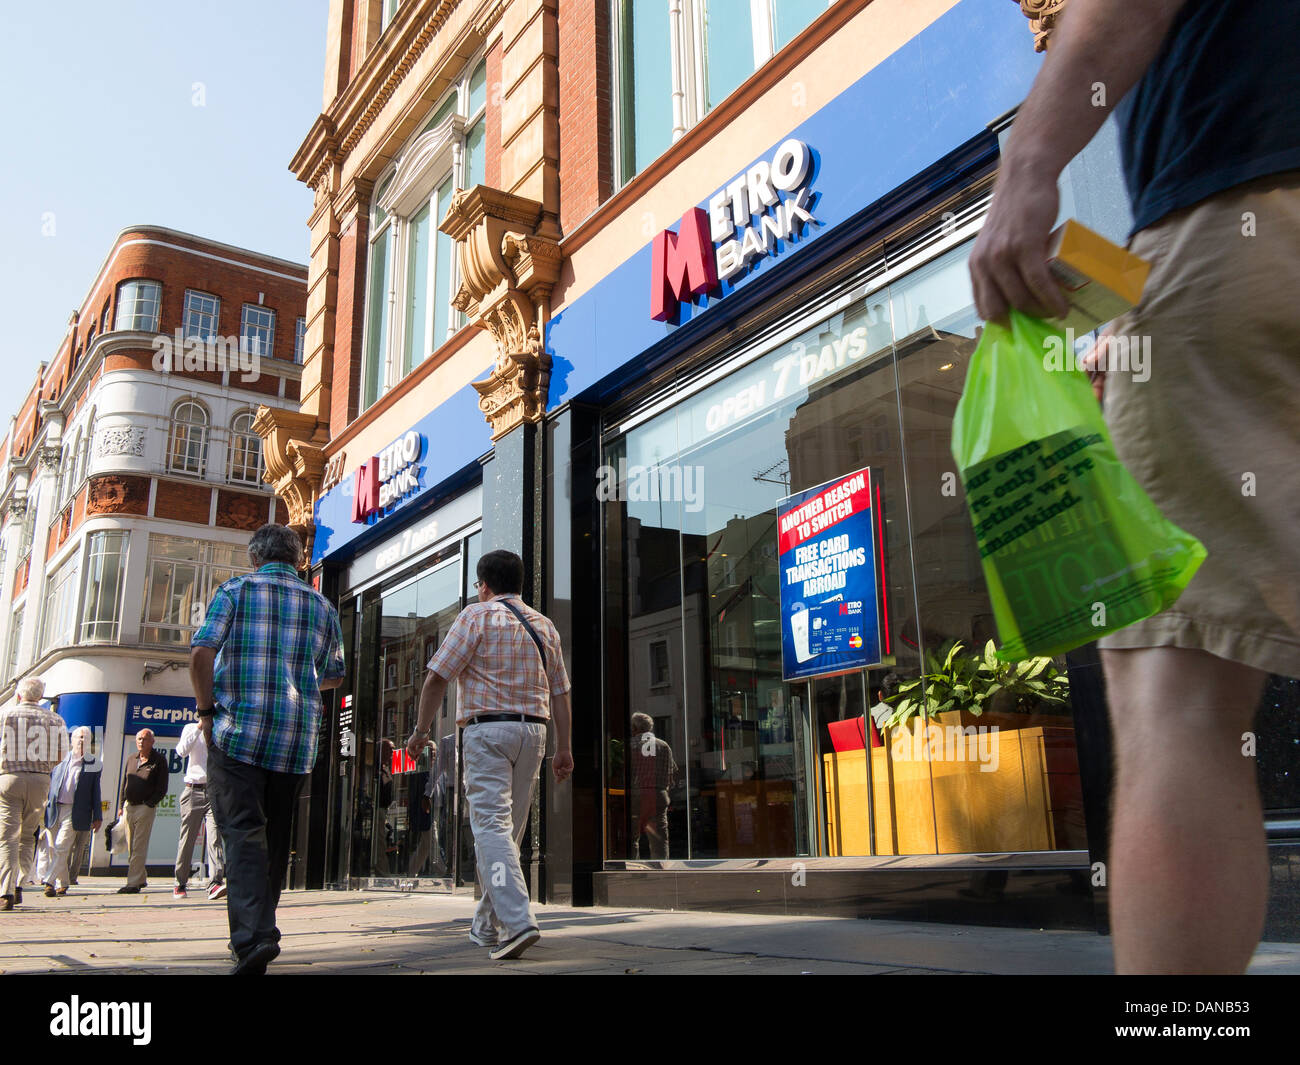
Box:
[498,597,548,672]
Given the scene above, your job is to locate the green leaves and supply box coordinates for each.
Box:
[881,639,1070,730]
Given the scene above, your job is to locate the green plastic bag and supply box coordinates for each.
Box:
[951,310,1205,661]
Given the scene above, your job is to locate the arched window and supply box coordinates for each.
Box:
[227,411,263,485]
[58,432,79,508]
[168,400,209,476]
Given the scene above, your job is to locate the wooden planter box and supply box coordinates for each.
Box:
[822,711,1084,856]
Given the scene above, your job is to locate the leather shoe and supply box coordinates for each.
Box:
[1,895,12,911]
[44,883,57,898]
[231,940,281,976]
[116,885,141,894]
[13,887,21,904]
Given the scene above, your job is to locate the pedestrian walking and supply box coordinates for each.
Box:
[405,549,573,961]
[171,720,226,900]
[190,524,345,975]
[968,0,1300,974]
[629,713,675,860]
[0,677,68,910]
[115,728,168,893]
[44,726,103,896]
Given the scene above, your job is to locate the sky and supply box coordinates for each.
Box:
[0,0,327,399]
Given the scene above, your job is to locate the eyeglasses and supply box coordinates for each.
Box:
[473,580,484,591]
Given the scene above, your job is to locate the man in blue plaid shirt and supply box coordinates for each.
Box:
[190,524,345,975]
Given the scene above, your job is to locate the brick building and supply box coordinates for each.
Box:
[269,0,1299,936]
[0,226,306,879]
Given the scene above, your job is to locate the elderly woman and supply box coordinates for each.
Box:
[44,725,103,896]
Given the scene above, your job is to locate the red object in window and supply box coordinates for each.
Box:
[828,717,882,752]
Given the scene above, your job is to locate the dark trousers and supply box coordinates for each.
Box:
[207,743,307,958]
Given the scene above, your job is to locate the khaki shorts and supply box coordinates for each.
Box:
[1097,172,1300,678]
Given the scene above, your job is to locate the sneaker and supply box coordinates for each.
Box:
[489,927,540,961]
[208,882,227,901]
[173,885,187,899]
[468,928,499,948]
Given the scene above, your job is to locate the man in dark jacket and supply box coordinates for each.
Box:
[116,728,168,893]
[44,726,102,895]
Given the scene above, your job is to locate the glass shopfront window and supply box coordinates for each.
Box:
[603,236,1089,861]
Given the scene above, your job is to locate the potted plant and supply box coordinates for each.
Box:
[878,639,1069,732]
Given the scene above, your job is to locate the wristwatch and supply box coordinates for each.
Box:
[197,708,215,718]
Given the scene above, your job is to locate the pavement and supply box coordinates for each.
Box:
[6,877,1300,975]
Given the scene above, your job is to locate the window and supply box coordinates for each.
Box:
[76,410,95,486]
[80,530,129,642]
[381,0,401,31]
[183,290,221,341]
[114,279,162,332]
[168,400,209,476]
[240,305,276,359]
[101,299,112,334]
[612,0,831,185]
[86,321,96,346]
[18,498,36,560]
[649,639,670,688]
[4,605,23,684]
[359,57,486,410]
[140,537,250,646]
[57,434,79,509]
[39,553,81,656]
[227,412,263,485]
[294,316,307,364]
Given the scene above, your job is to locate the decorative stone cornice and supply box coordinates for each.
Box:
[253,406,329,555]
[440,185,563,441]
[1015,0,1069,52]
[37,445,61,472]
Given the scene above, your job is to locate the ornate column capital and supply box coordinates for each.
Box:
[440,185,564,441]
[37,445,62,472]
[253,407,329,556]
[1014,0,1069,52]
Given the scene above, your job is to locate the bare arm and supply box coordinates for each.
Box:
[320,674,346,691]
[189,647,216,709]
[406,670,449,758]
[969,0,1188,322]
[551,690,573,783]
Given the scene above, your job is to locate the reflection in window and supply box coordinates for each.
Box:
[40,554,81,656]
[183,290,220,340]
[240,304,276,359]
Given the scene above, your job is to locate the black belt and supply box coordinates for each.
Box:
[465,713,547,726]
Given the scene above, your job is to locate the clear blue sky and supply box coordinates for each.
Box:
[0,0,327,390]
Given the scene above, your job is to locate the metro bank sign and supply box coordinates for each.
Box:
[351,430,425,524]
[651,139,817,321]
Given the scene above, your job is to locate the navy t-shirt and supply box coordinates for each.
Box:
[1114,0,1300,235]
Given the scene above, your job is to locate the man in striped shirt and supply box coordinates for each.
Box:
[190,524,345,975]
[406,549,572,961]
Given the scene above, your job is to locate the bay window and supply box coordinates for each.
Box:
[114,279,162,332]
[140,537,250,646]
[39,553,81,656]
[360,57,487,411]
[612,0,833,186]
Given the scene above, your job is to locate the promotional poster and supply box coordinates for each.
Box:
[777,468,882,681]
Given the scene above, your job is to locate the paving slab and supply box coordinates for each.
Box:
[4,877,1299,976]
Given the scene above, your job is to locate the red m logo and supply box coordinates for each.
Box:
[650,207,718,321]
[351,460,379,523]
